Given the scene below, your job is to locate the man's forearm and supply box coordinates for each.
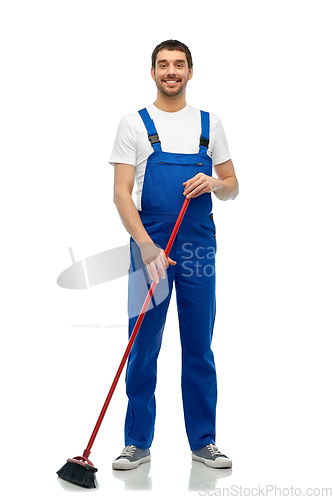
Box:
[183,168,239,201]
[213,176,239,201]
[114,191,153,244]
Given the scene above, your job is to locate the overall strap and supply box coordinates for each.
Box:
[138,108,162,152]
[199,110,210,153]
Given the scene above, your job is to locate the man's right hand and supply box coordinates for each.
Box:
[138,241,177,284]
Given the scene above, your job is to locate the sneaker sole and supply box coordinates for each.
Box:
[192,453,232,469]
[112,455,151,470]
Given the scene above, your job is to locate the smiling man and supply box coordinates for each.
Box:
[110,40,238,471]
[152,50,193,102]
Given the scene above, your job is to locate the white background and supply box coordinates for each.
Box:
[1,0,333,498]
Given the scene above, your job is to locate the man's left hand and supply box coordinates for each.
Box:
[182,173,219,199]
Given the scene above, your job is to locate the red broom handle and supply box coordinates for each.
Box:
[82,196,191,459]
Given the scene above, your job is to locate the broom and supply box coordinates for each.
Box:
[57,186,195,488]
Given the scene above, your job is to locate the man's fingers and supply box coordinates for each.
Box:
[147,261,160,284]
[183,176,203,197]
[143,248,177,283]
[146,250,165,283]
[161,252,177,269]
[156,258,166,280]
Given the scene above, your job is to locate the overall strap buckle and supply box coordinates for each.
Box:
[199,136,209,148]
[199,110,210,152]
[148,134,160,145]
[138,108,162,151]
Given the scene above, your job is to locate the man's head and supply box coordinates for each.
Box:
[151,40,193,100]
[151,40,193,71]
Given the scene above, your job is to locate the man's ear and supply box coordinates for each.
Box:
[151,67,156,81]
[188,67,193,81]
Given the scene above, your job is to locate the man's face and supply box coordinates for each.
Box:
[151,49,193,98]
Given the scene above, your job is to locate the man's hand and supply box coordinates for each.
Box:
[182,173,218,199]
[183,161,239,201]
[138,241,177,284]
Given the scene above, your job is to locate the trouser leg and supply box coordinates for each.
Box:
[176,221,217,450]
[124,235,175,448]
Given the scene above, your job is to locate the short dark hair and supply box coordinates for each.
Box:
[151,39,193,70]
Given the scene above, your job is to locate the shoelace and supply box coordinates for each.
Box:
[120,445,137,457]
[207,444,223,456]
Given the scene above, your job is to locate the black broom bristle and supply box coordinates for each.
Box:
[57,461,98,489]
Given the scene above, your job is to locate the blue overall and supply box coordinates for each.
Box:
[125,108,218,451]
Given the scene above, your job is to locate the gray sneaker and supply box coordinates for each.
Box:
[192,444,232,468]
[112,445,151,470]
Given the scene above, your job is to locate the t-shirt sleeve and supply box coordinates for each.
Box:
[109,117,136,167]
[210,116,231,166]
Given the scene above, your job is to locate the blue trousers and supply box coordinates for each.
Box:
[125,215,217,451]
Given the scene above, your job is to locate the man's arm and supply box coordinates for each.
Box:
[113,163,176,283]
[182,159,239,201]
[212,159,239,200]
[113,163,153,244]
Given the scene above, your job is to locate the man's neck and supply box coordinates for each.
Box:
[153,92,187,113]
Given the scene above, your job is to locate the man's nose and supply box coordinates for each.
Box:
[167,64,177,74]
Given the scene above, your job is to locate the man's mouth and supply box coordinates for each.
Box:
[163,79,180,86]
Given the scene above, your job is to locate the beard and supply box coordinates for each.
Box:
[155,77,188,98]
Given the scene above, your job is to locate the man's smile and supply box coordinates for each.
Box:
[163,78,180,87]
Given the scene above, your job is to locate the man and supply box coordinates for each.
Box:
[109,40,238,470]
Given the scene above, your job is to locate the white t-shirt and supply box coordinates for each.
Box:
[109,103,231,210]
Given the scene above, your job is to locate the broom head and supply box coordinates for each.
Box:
[57,457,98,489]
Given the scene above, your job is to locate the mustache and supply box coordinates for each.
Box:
[163,75,180,80]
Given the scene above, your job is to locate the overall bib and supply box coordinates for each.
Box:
[125,108,218,451]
